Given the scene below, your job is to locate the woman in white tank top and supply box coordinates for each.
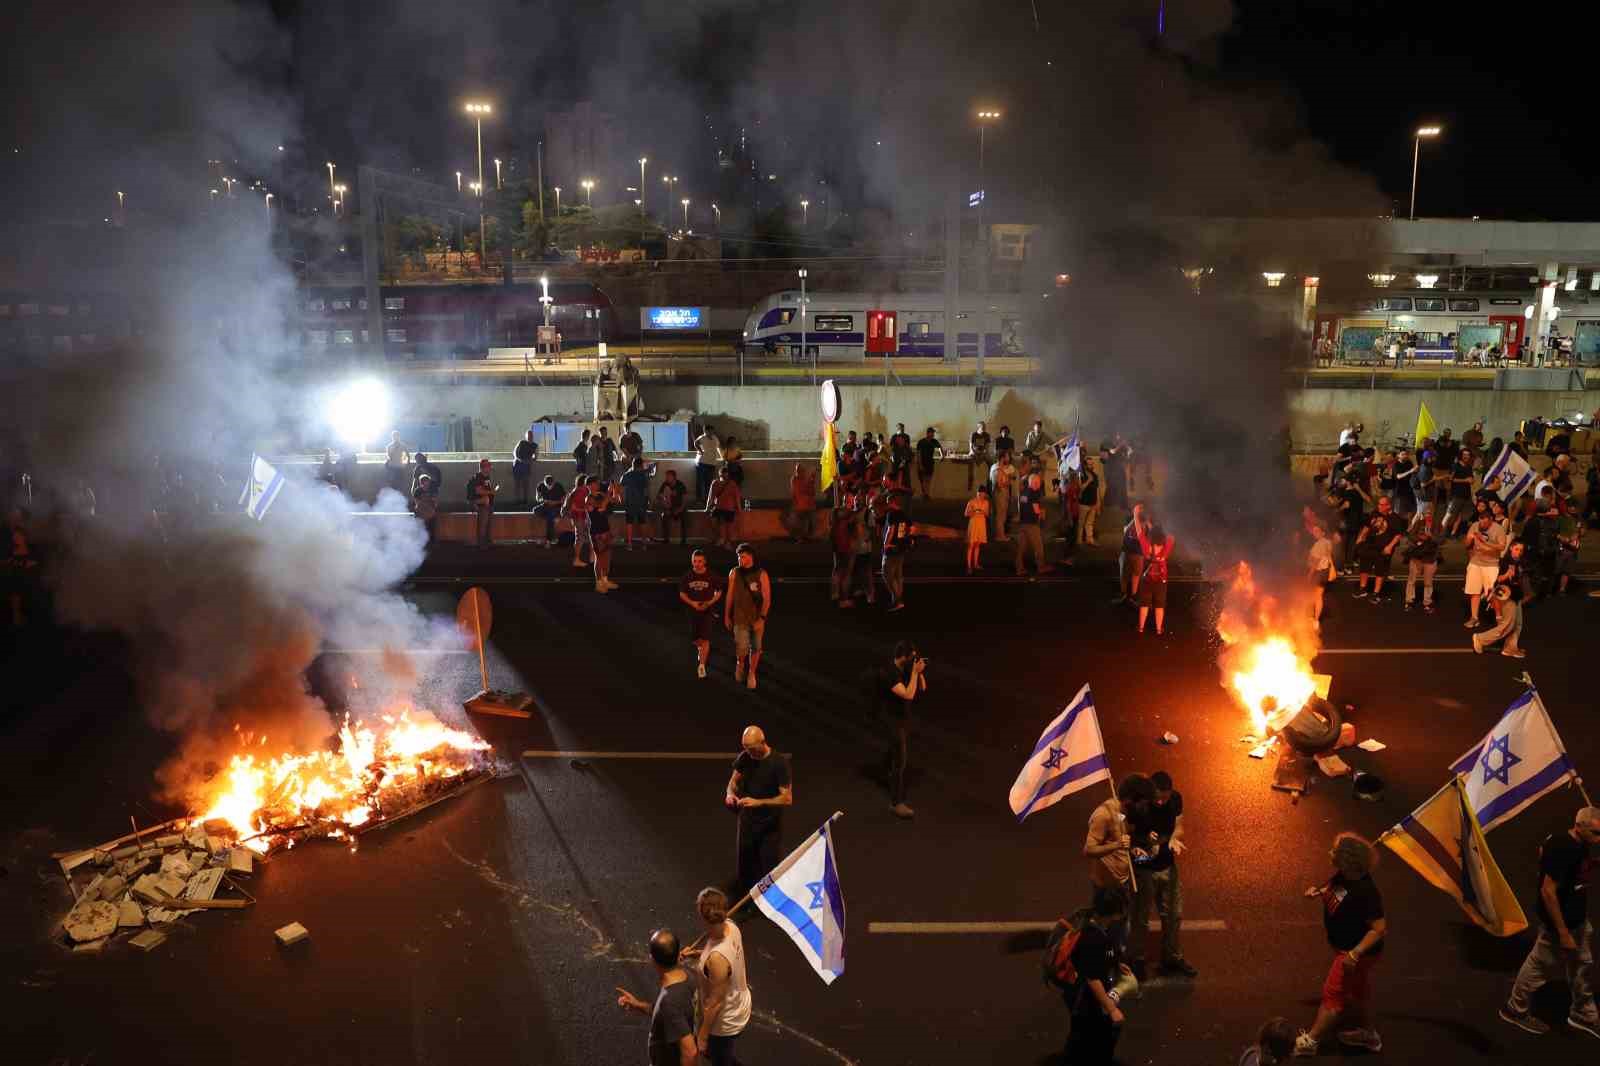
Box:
[694,888,751,1062]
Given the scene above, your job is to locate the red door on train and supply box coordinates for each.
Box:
[1488,315,1522,360]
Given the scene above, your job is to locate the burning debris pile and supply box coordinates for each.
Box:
[55,709,495,955]
[1216,562,1323,736]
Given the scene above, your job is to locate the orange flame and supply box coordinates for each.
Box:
[199,709,489,852]
[1216,562,1321,734]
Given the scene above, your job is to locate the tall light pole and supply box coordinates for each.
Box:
[582,179,594,208]
[465,102,492,267]
[116,190,124,210]
[798,268,811,383]
[681,197,690,231]
[638,157,648,205]
[221,177,235,198]
[1410,125,1441,221]
[264,191,273,225]
[975,109,1002,292]
[326,162,336,208]
[456,170,462,195]
[333,184,346,217]
[662,174,677,218]
[494,158,502,189]
[553,186,561,217]
[800,198,809,229]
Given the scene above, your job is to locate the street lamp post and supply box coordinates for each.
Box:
[221,177,235,198]
[264,191,273,225]
[553,186,561,217]
[456,171,462,195]
[494,158,502,189]
[333,183,346,217]
[638,157,648,205]
[1410,125,1441,221]
[975,109,1001,293]
[800,198,809,229]
[465,102,492,268]
[582,179,594,208]
[661,174,677,218]
[712,203,720,229]
[326,161,336,208]
[798,268,812,383]
[681,197,690,231]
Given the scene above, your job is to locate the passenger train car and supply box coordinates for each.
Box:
[739,291,1027,360]
[1315,287,1600,364]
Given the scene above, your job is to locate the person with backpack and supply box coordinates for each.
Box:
[1050,888,1134,1065]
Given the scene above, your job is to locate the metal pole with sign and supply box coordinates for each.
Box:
[800,268,811,385]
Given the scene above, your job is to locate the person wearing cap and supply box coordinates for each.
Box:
[411,452,441,498]
[724,544,771,691]
[466,458,497,548]
[410,472,439,542]
[880,491,914,612]
[1472,584,1525,657]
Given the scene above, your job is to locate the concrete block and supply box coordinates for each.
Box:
[183,825,209,850]
[188,849,210,869]
[184,868,224,903]
[227,849,253,876]
[117,900,144,928]
[129,929,167,952]
[274,922,309,947]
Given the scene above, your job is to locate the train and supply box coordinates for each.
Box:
[738,291,1028,360]
[0,281,618,362]
[1314,287,1600,364]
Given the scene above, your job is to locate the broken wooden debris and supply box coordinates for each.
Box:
[274,922,309,947]
[73,936,110,954]
[227,849,253,876]
[184,868,224,903]
[128,929,167,952]
[63,901,120,943]
[96,874,127,901]
[117,900,145,928]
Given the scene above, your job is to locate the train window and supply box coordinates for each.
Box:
[384,297,405,310]
[332,298,352,311]
[306,298,325,312]
[307,330,329,346]
[910,322,932,337]
[334,330,355,344]
[1448,299,1480,312]
[813,315,853,331]
[1415,298,1446,311]
[385,328,407,342]
[1374,297,1412,311]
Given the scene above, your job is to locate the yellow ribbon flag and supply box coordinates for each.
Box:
[1415,400,1438,446]
[1378,775,1528,937]
[820,422,839,491]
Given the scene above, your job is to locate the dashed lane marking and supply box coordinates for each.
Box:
[867,919,1229,934]
[1317,647,1479,655]
[523,750,748,760]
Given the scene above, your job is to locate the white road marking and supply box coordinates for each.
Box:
[325,649,474,655]
[1317,648,1478,655]
[523,750,736,760]
[867,919,1228,934]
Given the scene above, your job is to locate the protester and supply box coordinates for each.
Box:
[466,458,497,548]
[654,469,688,545]
[876,640,928,819]
[1554,512,1581,594]
[880,491,913,611]
[595,426,619,481]
[1101,435,1131,513]
[573,428,592,476]
[1499,806,1600,1040]
[829,493,860,606]
[1401,521,1439,613]
[1352,497,1403,603]
[1464,511,1509,627]
[1410,449,1435,531]
[720,435,744,487]
[1064,888,1135,1066]
[1136,522,1174,636]
[563,474,592,568]
[707,467,742,550]
[1390,448,1417,523]
[692,887,753,1066]
[725,544,770,690]
[1295,832,1386,1057]
[967,421,992,490]
[678,548,722,678]
[1472,586,1525,657]
[995,424,1015,458]
[1085,774,1154,905]
[1115,503,1149,605]
[991,451,1018,542]
[888,422,913,475]
[1024,419,1049,458]
[408,451,440,499]
[851,492,879,607]
[588,479,620,593]
[915,427,942,500]
[1077,457,1102,545]
[725,726,791,897]
[1015,472,1053,577]
[411,473,439,542]
[964,484,991,574]
[513,430,538,507]
[1442,449,1478,537]
[1330,473,1369,572]
[1127,770,1197,980]
[613,928,697,1066]
[786,463,817,542]
[1239,1018,1297,1066]
[619,456,658,550]
[618,423,644,468]
[534,474,566,547]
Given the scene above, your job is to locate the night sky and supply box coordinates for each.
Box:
[2,1,1596,223]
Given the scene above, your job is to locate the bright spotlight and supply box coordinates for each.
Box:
[326,378,391,448]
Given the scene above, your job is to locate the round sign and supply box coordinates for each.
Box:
[820,379,841,424]
[455,587,493,650]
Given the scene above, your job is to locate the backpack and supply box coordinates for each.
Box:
[1042,907,1095,994]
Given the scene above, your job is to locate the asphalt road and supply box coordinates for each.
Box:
[1,559,1596,1066]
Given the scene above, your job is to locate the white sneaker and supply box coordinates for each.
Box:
[696,662,706,679]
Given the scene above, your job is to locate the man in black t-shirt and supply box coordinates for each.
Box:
[1502,807,1600,1037]
[1127,771,1197,979]
[513,430,539,507]
[678,549,722,679]
[1352,498,1403,603]
[1296,832,1386,1057]
[724,726,792,899]
[655,469,689,545]
[880,493,913,612]
[1014,473,1053,576]
[876,641,927,820]
[915,427,942,500]
[614,928,697,1066]
[1065,888,1133,1066]
[534,475,565,546]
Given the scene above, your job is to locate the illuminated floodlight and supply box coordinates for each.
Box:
[1414,274,1439,289]
[326,378,391,447]
[1368,273,1396,287]
[1262,272,1286,288]
[1524,305,1534,320]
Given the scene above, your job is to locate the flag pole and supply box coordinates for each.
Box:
[684,811,844,959]
[1087,705,1135,893]
[1520,672,1593,806]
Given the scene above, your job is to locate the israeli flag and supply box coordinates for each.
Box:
[1061,432,1082,473]
[237,453,285,521]
[1009,683,1111,822]
[1450,689,1577,831]
[1483,446,1536,505]
[753,816,846,985]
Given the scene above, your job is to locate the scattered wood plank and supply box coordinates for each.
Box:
[274,922,309,946]
[227,849,254,876]
[184,868,224,903]
[49,816,187,860]
[129,929,167,952]
[117,900,145,928]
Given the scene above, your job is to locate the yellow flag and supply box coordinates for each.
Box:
[1415,400,1438,446]
[1378,775,1528,937]
[820,422,839,491]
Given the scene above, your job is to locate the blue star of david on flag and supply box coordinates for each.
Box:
[1479,734,1520,786]
[1041,747,1066,771]
[806,880,824,909]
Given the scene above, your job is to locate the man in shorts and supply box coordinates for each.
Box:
[678,549,722,678]
[724,544,771,691]
[619,456,657,550]
[1352,497,1403,603]
[1464,511,1508,627]
[562,474,592,569]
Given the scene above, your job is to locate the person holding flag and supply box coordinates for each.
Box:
[689,887,753,1065]
[1500,806,1600,1039]
[238,453,285,521]
[750,813,847,986]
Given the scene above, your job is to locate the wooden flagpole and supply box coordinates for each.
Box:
[1086,699,1136,894]
[471,590,490,692]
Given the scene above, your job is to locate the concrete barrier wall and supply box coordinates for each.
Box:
[388,381,1600,461]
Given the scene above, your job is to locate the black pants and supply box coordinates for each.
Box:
[658,511,688,544]
[1066,1005,1120,1065]
[887,719,910,805]
[736,816,781,899]
[696,463,715,503]
[706,1034,743,1066]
